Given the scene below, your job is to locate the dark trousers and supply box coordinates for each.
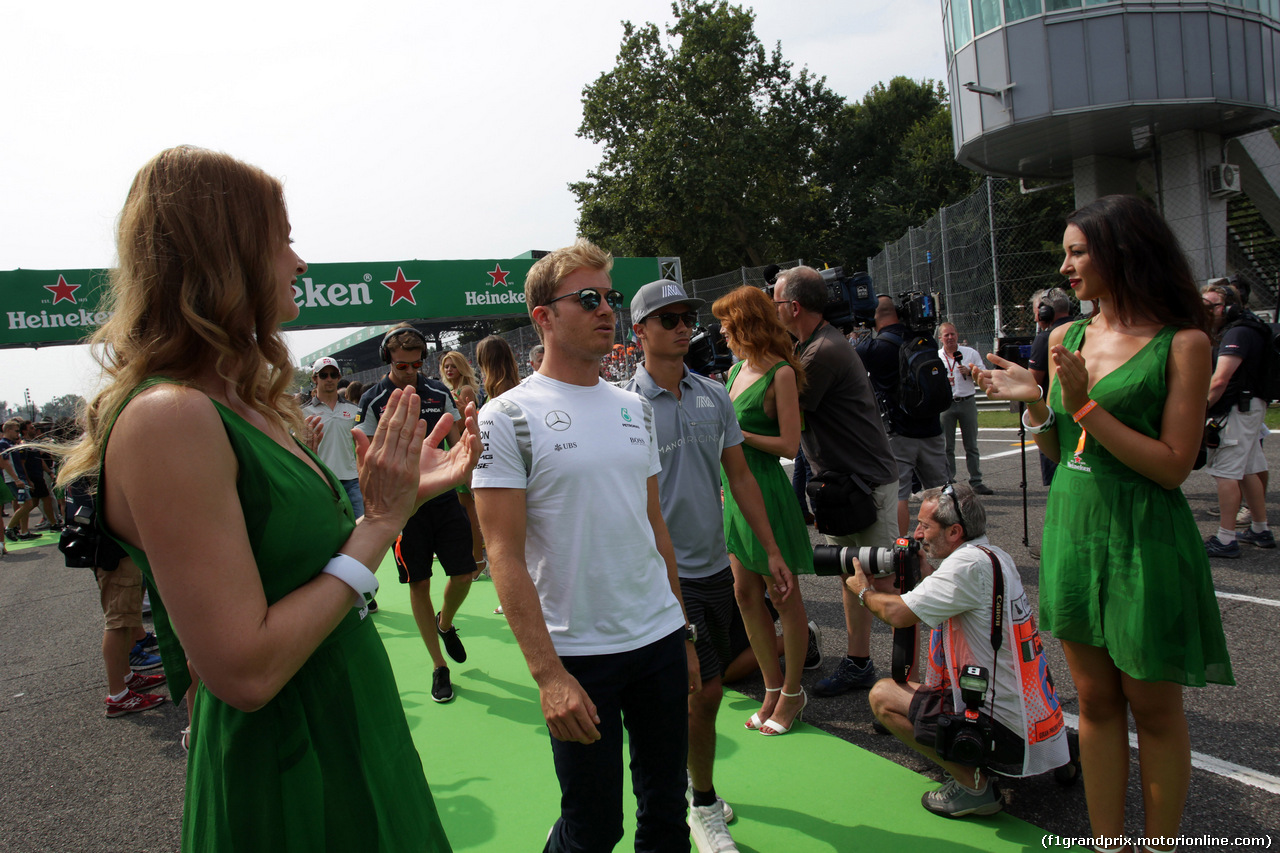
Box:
[792,447,811,513]
[545,629,690,853]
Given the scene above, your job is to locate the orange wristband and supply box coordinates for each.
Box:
[1072,399,1098,423]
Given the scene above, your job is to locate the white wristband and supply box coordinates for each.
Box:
[321,554,379,608]
[1021,406,1056,434]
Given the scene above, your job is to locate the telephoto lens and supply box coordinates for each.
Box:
[812,545,896,577]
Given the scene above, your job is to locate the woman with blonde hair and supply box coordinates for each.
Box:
[438,350,487,575]
[476,335,521,400]
[711,285,815,737]
[59,146,477,851]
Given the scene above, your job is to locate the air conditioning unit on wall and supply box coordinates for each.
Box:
[1207,163,1243,198]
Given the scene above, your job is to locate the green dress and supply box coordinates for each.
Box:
[1041,322,1233,687]
[103,381,453,852]
[721,362,814,576]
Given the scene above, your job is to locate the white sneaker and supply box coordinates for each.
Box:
[686,774,734,823]
[1238,506,1252,526]
[688,802,739,853]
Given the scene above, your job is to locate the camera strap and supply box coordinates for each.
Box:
[975,545,1005,714]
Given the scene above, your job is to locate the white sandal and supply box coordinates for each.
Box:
[760,688,807,737]
[745,686,783,730]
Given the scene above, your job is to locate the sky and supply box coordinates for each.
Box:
[0,0,950,413]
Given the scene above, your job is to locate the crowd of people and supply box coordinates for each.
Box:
[45,146,1265,853]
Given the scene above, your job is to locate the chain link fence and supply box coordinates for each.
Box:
[867,176,1076,357]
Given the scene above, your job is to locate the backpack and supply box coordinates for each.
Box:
[873,329,953,419]
[1226,312,1280,404]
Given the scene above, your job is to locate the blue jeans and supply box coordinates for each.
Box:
[544,629,689,853]
[340,478,365,519]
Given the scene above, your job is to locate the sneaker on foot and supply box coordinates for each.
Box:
[1205,535,1242,559]
[134,631,159,654]
[436,612,467,663]
[803,620,823,670]
[812,656,876,697]
[124,670,167,691]
[431,666,454,703]
[4,527,17,542]
[686,775,734,824]
[688,801,739,852]
[129,648,164,672]
[16,532,39,541]
[971,483,994,495]
[1238,527,1276,549]
[367,598,378,613]
[921,776,1003,818]
[105,689,166,717]
[1237,506,1253,526]
[1206,506,1220,518]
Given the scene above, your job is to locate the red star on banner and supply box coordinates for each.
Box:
[44,274,81,305]
[381,267,421,306]
[487,264,510,286]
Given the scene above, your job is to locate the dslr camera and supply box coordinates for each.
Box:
[933,665,997,766]
[683,322,735,377]
[812,536,920,579]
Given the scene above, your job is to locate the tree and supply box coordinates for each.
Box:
[40,393,85,421]
[571,0,843,278]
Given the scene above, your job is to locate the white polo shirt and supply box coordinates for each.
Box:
[301,398,361,480]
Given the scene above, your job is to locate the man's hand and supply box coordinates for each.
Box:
[301,415,324,452]
[685,641,702,695]
[540,668,601,744]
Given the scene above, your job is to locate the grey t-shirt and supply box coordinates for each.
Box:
[624,365,743,579]
[796,323,897,486]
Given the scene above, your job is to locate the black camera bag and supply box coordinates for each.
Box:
[806,469,877,536]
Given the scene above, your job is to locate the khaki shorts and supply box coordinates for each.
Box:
[96,560,144,631]
[1205,398,1268,481]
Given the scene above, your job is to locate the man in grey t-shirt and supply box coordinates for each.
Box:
[625,279,792,853]
[775,265,899,698]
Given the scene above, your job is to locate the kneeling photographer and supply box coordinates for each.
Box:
[843,483,1068,818]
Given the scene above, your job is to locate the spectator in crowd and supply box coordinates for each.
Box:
[439,350,487,576]
[344,380,364,406]
[529,343,545,374]
[850,484,1068,817]
[475,240,698,853]
[980,194,1233,851]
[358,324,478,703]
[477,335,521,400]
[302,357,365,519]
[937,322,992,495]
[773,266,899,699]
[57,145,474,850]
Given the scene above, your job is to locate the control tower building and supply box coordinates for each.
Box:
[943,0,1280,290]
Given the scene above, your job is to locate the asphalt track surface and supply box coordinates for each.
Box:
[2,430,1277,852]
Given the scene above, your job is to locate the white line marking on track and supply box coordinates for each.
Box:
[1060,712,1280,794]
[1215,591,1280,608]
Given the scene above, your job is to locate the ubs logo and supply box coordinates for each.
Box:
[545,410,572,431]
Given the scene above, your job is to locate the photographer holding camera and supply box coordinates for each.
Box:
[845,483,1068,818]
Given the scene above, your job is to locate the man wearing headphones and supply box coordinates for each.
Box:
[357,323,477,703]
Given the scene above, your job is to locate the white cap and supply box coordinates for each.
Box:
[311,357,340,374]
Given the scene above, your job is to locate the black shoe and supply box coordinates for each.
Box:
[367,598,379,613]
[436,612,467,663]
[803,621,823,670]
[17,532,39,541]
[4,528,16,542]
[431,666,454,703]
[971,483,994,496]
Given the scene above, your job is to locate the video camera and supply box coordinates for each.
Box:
[934,665,997,766]
[683,321,735,377]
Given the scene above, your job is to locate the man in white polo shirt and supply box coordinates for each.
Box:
[474,240,697,853]
[937,323,992,495]
[302,357,365,517]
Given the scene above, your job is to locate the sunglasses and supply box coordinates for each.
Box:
[316,370,340,379]
[393,360,424,371]
[546,288,624,312]
[648,311,698,331]
[941,483,970,540]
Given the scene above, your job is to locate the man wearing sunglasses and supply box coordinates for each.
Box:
[624,278,796,853]
[357,323,477,704]
[302,357,365,519]
[844,483,1068,818]
[474,242,699,853]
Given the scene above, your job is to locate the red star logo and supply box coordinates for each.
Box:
[487,264,510,287]
[44,274,81,305]
[381,267,421,306]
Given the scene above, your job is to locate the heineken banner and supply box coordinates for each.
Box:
[0,256,676,349]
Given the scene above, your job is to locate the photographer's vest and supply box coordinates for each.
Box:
[923,546,1068,777]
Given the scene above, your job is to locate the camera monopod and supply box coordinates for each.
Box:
[891,545,923,683]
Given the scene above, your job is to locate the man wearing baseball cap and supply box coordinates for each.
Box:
[623,279,792,853]
[302,357,365,519]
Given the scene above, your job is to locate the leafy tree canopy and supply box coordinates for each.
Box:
[573,3,979,279]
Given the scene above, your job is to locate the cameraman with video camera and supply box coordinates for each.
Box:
[844,483,1068,818]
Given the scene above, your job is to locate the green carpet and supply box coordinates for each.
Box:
[374,557,1050,852]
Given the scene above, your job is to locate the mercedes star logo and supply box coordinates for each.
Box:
[545,410,572,431]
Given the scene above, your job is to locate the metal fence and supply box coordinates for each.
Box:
[867,175,1076,357]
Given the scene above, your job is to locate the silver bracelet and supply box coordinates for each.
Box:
[857,587,871,608]
[1021,406,1056,434]
[321,554,379,608]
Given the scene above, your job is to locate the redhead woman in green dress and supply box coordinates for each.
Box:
[57,147,479,852]
[979,195,1232,852]
[712,286,815,738]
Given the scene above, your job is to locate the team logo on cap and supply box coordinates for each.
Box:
[662,283,682,298]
